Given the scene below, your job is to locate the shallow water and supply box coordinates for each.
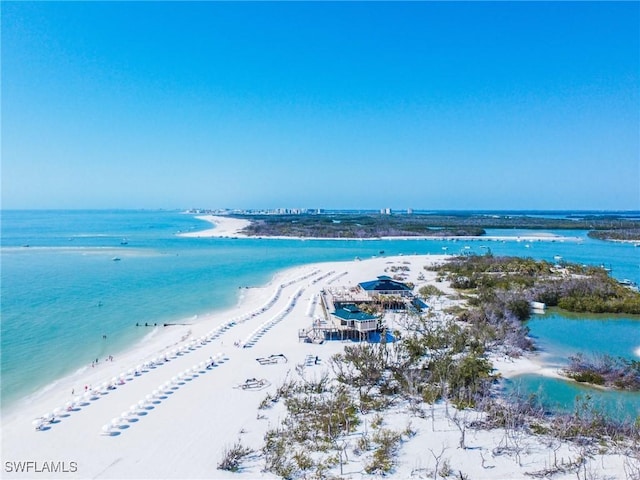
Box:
[2,210,639,414]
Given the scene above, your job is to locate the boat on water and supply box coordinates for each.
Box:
[618,279,639,291]
[112,257,121,262]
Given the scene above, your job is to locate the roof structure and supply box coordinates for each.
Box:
[332,304,377,322]
[358,275,412,293]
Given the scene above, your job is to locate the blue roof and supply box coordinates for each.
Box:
[412,298,429,309]
[359,276,412,292]
[332,305,377,321]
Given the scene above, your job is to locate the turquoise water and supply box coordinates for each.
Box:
[528,312,640,364]
[504,375,640,422]
[505,312,640,420]
[1,210,639,415]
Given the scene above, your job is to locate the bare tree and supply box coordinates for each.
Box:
[428,445,449,480]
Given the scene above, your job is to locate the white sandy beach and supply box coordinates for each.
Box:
[178,216,251,238]
[1,255,631,479]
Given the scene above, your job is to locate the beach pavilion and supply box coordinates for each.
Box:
[331,304,379,340]
[358,275,413,298]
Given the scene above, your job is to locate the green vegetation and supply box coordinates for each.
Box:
[431,254,640,390]
[588,228,640,242]
[254,254,639,477]
[217,440,254,472]
[230,212,640,239]
[240,213,485,238]
[258,308,638,478]
[565,354,640,390]
[418,284,445,298]
[430,254,640,315]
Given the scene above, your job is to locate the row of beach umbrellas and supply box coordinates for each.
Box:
[101,352,224,436]
[36,270,321,433]
[310,270,335,285]
[241,287,304,348]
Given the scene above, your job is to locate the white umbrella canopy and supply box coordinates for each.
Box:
[101,424,111,433]
[32,419,44,428]
[110,418,120,428]
[65,401,74,410]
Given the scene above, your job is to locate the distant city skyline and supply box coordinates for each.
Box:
[2,2,638,210]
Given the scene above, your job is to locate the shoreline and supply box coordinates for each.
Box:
[179,215,584,243]
[1,254,630,479]
[177,215,250,238]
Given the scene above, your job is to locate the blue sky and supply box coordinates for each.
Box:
[2,1,638,210]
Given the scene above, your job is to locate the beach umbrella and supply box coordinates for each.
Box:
[171,376,179,384]
[129,405,138,413]
[101,424,111,434]
[138,400,146,408]
[121,412,130,421]
[74,395,82,404]
[110,418,120,428]
[53,407,62,416]
[152,389,160,398]
[65,401,74,411]
[32,419,43,429]
[145,394,154,403]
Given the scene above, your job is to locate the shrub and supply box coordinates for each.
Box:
[218,440,253,472]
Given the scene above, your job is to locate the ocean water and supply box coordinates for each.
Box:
[1,210,639,415]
